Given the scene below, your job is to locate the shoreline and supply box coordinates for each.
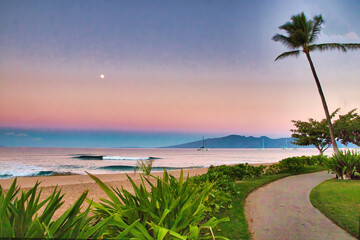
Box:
[0,162,274,219]
[0,162,274,190]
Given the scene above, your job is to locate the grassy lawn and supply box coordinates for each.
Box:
[310,178,360,238]
[215,166,327,240]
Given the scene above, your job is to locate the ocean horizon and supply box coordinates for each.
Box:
[0,146,339,179]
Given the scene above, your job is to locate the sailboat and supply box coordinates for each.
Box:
[283,139,288,150]
[197,136,208,151]
[259,138,265,150]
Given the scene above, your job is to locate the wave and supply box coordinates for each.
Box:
[0,174,12,179]
[0,170,75,179]
[59,165,82,169]
[73,155,103,160]
[98,165,179,171]
[74,155,161,161]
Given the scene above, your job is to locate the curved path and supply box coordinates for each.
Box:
[245,171,355,240]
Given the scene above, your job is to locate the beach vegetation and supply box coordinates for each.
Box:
[192,164,267,215]
[273,12,360,154]
[136,158,154,176]
[310,179,360,237]
[0,178,110,239]
[324,149,360,180]
[265,155,327,174]
[207,163,266,181]
[87,170,229,239]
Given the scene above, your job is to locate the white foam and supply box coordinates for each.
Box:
[0,163,45,178]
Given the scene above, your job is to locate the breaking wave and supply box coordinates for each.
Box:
[74,155,160,160]
[98,165,179,171]
[0,170,74,179]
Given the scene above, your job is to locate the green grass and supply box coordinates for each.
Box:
[215,166,327,240]
[310,178,360,238]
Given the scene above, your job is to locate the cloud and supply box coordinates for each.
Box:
[15,133,28,137]
[5,132,15,136]
[319,31,360,42]
[345,32,360,40]
[32,137,42,141]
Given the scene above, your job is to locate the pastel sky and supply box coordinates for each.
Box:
[0,0,359,147]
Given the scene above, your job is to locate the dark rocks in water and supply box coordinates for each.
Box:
[74,155,103,160]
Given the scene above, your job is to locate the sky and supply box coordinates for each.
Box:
[0,0,359,147]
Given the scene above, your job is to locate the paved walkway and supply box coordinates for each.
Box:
[245,171,355,240]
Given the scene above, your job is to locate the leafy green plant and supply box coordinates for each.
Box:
[193,172,236,214]
[265,163,282,174]
[207,163,266,181]
[278,156,307,172]
[136,159,154,176]
[325,150,360,180]
[88,170,229,239]
[0,178,110,239]
[191,163,266,216]
[265,155,326,174]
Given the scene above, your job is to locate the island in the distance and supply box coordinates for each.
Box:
[163,135,299,149]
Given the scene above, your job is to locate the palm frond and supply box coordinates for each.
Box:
[343,43,360,50]
[275,12,313,48]
[309,43,347,52]
[275,50,301,61]
[309,15,324,43]
[272,34,298,49]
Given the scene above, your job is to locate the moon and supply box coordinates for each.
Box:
[100,74,105,79]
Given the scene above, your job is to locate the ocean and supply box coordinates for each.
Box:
[0,147,334,178]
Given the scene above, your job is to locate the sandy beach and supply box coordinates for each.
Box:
[0,162,273,218]
[0,168,208,218]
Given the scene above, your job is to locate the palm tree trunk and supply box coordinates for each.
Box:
[305,53,339,153]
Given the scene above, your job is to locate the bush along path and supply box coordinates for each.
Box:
[245,171,355,240]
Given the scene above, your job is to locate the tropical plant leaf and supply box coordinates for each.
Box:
[274,50,301,61]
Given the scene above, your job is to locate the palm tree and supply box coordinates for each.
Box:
[272,12,360,153]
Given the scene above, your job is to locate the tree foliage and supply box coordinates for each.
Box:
[334,109,360,146]
[291,109,339,154]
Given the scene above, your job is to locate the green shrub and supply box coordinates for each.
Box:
[265,155,325,174]
[325,150,360,180]
[192,163,266,216]
[307,155,328,166]
[207,163,266,181]
[88,170,229,239]
[0,178,110,239]
[265,163,282,174]
[192,172,236,214]
[279,156,307,172]
[136,159,153,175]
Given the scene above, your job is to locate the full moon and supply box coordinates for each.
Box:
[100,74,105,79]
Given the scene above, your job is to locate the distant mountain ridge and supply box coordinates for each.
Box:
[164,135,299,149]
